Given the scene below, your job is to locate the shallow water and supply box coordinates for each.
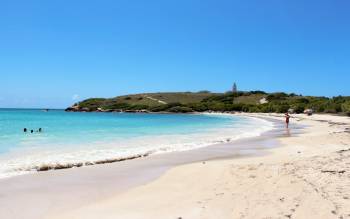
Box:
[0,109,273,178]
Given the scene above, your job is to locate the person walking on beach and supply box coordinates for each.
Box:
[285,112,290,128]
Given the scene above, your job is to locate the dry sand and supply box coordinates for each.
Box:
[46,113,350,219]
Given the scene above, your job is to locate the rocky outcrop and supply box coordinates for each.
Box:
[65,105,150,113]
[65,104,81,112]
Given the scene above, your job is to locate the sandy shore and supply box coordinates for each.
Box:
[46,113,350,219]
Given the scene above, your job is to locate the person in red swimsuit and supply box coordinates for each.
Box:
[285,112,290,128]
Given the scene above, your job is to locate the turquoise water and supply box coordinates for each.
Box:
[0,109,273,178]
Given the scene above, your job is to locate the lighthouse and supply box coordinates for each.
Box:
[232,82,237,93]
[232,82,237,104]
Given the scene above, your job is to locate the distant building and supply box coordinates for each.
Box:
[232,83,237,93]
[232,82,237,104]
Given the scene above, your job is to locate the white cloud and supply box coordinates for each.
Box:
[72,94,80,101]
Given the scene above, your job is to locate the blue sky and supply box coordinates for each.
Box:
[1,0,349,108]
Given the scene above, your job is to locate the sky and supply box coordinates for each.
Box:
[0,0,349,108]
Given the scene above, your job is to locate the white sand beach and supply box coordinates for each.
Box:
[47,113,350,219]
[1,113,349,219]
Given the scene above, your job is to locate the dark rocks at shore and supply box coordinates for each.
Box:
[65,107,150,113]
[35,163,82,171]
[34,153,151,172]
[93,154,145,165]
[65,105,82,112]
[64,107,236,114]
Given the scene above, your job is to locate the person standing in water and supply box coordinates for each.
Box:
[23,128,27,133]
[285,112,290,128]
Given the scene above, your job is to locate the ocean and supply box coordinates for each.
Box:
[0,109,273,178]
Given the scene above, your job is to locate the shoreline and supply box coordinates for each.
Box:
[0,114,285,219]
[0,112,273,179]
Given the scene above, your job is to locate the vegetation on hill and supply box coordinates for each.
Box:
[66,91,350,116]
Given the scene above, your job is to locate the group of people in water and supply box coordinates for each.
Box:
[23,128,42,133]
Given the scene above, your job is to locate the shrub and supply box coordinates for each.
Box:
[257,104,270,113]
[323,101,342,113]
[266,93,288,102]
[104,103,131,110]
[206,102,226,111]
[294,98,309,104]
[128,104,149,110]
[241,104,255,112]
[333,96,350,104]
[202,93,233,103]
[341,101,350,116]
[248,106,260,113]
[292,104,306,114]
[149,105,171,112]
[198,90,211,93]
[249,90,267,95]
[187,103,208,112]
[229,103,245,111]
[167,106,193,113]
[276,104,290,113]
[149,102,182,112]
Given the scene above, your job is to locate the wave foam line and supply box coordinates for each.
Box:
[14,152,151,172]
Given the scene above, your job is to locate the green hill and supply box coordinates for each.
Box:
[67,92,218,112]
[117,92,217,106]
[66,91,350,116]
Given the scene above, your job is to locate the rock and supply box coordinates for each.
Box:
[304,109,313,116]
